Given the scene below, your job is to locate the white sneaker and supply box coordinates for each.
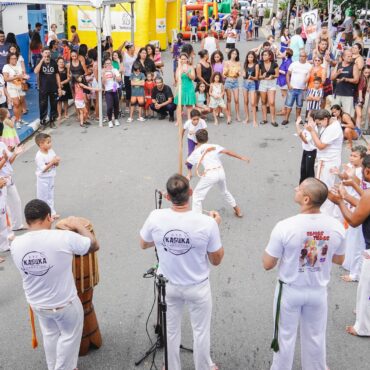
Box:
[108,121,113,128]
[219,113,224,118]
[127,117,133,123]
[137,117,146,122]
[114,119,120,126]
[16,121,21,129]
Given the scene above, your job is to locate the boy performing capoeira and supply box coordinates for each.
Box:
[263,178,345,370]
[186,129,250,217]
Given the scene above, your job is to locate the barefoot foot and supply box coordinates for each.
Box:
[346,326,358,336]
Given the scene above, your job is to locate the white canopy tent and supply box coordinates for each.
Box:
[4,0,135,127]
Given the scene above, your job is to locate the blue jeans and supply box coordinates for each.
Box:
[285,89,304,109]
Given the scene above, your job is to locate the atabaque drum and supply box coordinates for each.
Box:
[56,217,102,356]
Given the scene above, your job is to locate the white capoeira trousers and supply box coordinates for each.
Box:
[192,168,236,213]
[33,297,83,370]
[6,181,23,230]
[316,158,341,218]
[343,226,366,281]
[0,189,8,251]
[166,279,215,370]
[271,284,327,370]
[353,255,370,336]
[37,176,56,215]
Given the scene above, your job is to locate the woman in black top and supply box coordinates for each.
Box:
[56,57,72,120]
[258,50,279,126]
[134,48,156,74]
[70,50,87,77]
[243,51,259,127]
[196,49,212,90]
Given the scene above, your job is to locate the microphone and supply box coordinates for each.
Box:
[143,263,158,277]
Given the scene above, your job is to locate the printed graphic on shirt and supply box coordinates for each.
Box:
[42,64,55,75]
[299,231,330,271]
[21,251,54,276]
[162,229,193,255]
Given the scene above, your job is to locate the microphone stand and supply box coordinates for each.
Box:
[135,271,168,370]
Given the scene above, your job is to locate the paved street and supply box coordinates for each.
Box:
[0,33,369,370]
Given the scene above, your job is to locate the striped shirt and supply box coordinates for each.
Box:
[307,88,323,111]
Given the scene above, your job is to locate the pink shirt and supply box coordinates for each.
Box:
[75,84,84,101]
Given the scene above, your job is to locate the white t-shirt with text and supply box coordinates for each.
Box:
[11,229,91,308]
[265,213,345,287]
[140,208,222,285]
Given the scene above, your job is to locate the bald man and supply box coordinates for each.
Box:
[263,178,345,370]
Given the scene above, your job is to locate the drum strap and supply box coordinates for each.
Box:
[271,280,285,353]
[28,306,38,349]
[80,256,84,293]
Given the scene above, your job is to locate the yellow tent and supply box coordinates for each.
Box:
[67,0,181,49]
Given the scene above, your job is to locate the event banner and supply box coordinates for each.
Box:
[302,9,318,41]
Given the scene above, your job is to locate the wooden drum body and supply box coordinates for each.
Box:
[56,217,102,356]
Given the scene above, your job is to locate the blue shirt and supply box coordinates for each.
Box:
[190,16,199,27]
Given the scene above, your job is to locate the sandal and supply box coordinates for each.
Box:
[260,120,268,125]
[271,122,278,127]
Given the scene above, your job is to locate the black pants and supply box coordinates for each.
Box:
[105,90,119,121]
[300,149,317,184]
[39,91,58,124]
[150,103,177,118]
[124,76,132,102]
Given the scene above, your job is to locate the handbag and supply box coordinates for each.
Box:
[21,81,30,91]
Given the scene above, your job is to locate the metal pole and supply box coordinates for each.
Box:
[328,0,333,36]
[130,1,135,44]
[177,67,183,175]
[286,0,291,31]
[96,7,103,128]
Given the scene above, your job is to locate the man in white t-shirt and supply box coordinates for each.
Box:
[140,174,224,370]
[186,129,250,217]
[11,199,99,370]
[305,109,343,216]
[281,51,312,126]
[263,178,345,370]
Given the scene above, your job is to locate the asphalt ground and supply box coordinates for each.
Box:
[0,29,369,370]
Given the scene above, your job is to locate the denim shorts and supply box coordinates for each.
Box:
[225,78,239,90]
[243,80,257,92]
[285,88,304,108]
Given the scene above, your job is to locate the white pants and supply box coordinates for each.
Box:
[192,168,236,213]
[271,284,327,370]
[354,255,370,336]
[343,225,366,280]
[33,297,83,370]
[37,176,56,215]
[6,180,23,230]
[316,158,341,218]
[167,279,215,370]
[0,189,8,251]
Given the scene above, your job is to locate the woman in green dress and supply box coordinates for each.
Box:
[174,53,196,122]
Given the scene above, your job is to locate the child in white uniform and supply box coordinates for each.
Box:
[186,129,250,217]
[35,133,60,218]
[0,133,24,231]
[331,145,368,282]
[182,109,207,174]
[0,176,9,254]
